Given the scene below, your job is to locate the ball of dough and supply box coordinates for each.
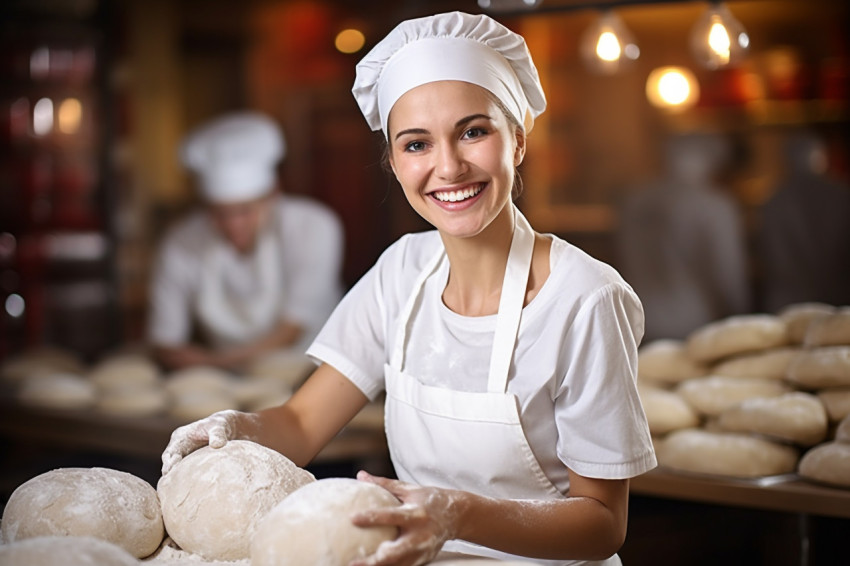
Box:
[638,385,700,436]
[0,347,84,384]
[637,340,708,385]
[804,308,850,347]
[251,477,401,566]
[676,375,790,416]
[163,366,235,397]
[88,354,160,392]
[798,441,850,488]
[16,372,97,410]
[157,440,315,561]
[714,392,828,446]
[247,350,314,389]
[685,315,789,364]
[786,346,850,389]
[817,388,850,422]
[0,535,140,566]
[711,347,800,381]
[656,429,799,478]
[836,415,850,443]
[778,302,835,344]
[1,468,163,558]
[96,385,169,417]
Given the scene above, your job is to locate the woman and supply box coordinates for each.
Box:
[161,12,655,566]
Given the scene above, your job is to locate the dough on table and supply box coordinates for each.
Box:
[778,302,835,344]
[676,375,790,416]
[164,366,240,422]
[836,414,850,443]
[797,441,850,488]
[803,308,850,347]
[711,347,800,380]
[786,346,850,389]
[157,440,315,561]
[0,535,140,566]
[16,372,97,410]
[656,428,799,478]
[637,339,708,385]
[246,350,315,389]
[685,314,789,364]
[251,477,401,566]
[88,353,161,392]
[816,388,850,423]
[0,346,84,384]
[231,377,293,410]
[714,392,828,446]
[97,385,169,417]
[167,391,239,423]
[1,467,163,558]
[638,385,700,436]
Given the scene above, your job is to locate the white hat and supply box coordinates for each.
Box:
[352,11,546,138]
[181,112,285,204]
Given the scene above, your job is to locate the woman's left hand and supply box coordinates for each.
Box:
[348,470,463,566]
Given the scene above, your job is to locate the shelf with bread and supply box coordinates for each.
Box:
[631,303,850,518]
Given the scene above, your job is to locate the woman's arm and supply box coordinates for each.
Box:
[350,469,629,566]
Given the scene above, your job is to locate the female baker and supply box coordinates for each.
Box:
[161,11,656,566]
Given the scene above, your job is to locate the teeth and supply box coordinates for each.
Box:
[433,185,482,202]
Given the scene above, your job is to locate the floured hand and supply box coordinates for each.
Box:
[348,471,463,566]
[161,409,258,475]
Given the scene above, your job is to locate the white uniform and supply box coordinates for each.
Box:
[148,194,343,352]
[308,208,656,565]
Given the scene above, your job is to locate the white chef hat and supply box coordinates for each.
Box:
[181,111,286,204]
[352,11,546,138]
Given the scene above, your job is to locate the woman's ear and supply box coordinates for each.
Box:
[513,127,527,167]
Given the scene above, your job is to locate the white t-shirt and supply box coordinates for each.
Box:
[308,230,656,492]
[148,194,344,350]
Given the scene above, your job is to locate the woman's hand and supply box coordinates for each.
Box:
[348,471,464,566]
[160,409,259,475]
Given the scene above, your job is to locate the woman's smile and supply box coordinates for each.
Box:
[429,182,486,207]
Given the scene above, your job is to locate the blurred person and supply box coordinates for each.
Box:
[757,130,850,312]
[616,132,750,341]
[147,111,344,371]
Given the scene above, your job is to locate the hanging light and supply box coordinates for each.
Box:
[690,2,750,70]
[646,66,700,112]
[580,11,640,75]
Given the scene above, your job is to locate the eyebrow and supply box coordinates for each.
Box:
[393,113,494,141]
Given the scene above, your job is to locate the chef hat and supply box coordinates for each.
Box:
[181,111,286,204]
[352,11,546,138]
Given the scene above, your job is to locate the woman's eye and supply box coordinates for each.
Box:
[463,127,487,139]
[404,140,426,152]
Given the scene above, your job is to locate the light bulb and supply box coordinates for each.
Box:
[580,11,639,75]
[690,3,750,70]
[646,66,700,112]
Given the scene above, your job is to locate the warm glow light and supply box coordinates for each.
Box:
[334,28,365,54]
[580,11,639,75]
[708,20,731,64]
[33,97,53,136]
[690,3,749,69]
[58,98,82,134]
[596,31,622,62]
[646,66,700,111]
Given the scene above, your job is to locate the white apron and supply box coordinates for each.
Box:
[384,206,620,566]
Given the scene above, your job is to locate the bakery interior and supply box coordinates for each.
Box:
[1,0,849,564]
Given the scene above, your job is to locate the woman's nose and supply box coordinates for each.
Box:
[435,143,467,181]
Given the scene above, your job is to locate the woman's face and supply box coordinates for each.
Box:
[387,81,525,240]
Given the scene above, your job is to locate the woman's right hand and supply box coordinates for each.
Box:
[160,409,259,475]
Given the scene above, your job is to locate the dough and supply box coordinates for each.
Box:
[16,372,97,410]
[88,354,161,391]
[0,346,84,384]
[157,440,315,561]
[656,429,799,478]
[252,477,401,566]
[778,302,835,344]
[685,314,789,364]
[231,377,293,410]
[786,346,850,389]
[1,467,163,558]
[804,308,850,347]
[637,339,708,385]
[0,535,140,566]
[836,415,850,443]
[676,375,790,416]
[711,347,800,380]
[246,350,315,389]
[797,441,850,488]
[164,367,240,422]
[638,385,700,436]
[167,391,239,423]
[714,392,828,446]
[816,388,850,422]
[97,385,169,417]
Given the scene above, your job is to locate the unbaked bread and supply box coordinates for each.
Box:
[164,366,240,422]
[797,441,850,488]
[0,535,141,566]
[157,440,315,561]
[836,414,850,443]
[803,308,850,347]
[816,388,850,422]
[0,347,84,384]
[714,392,828,446]
[676,375,790,416]
[685,314,789,364]
[251,477,401,566]
[16,372,97,410]
[96,386,169,417]
[246,350,315,389]
[638,385,700,436]
[786,346,850,389]
[1,467,163,558]
[656,428,799,478]
[778,302,835,344]
[88,354,160,392]
[637,340,708,385]
[711,347,800,380]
